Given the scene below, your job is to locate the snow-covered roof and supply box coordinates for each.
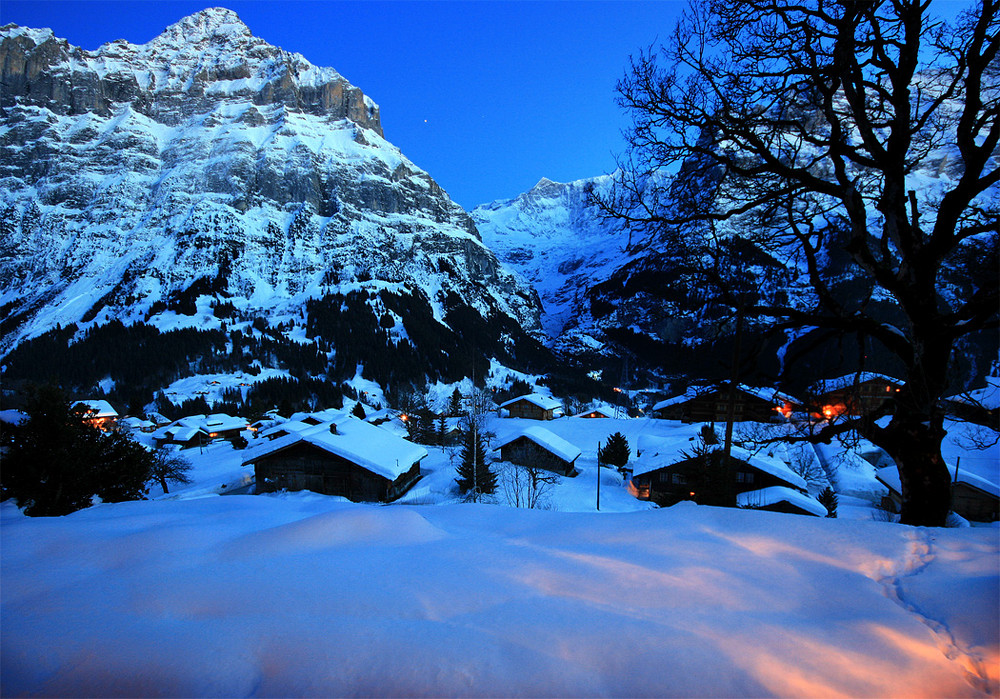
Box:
[737,487,828,516]
[0,409,28,426]
[652,384,799,412]
[577,406,616,418]
[812,372,901,394]
[75,400,118,418]
[120,416,153,430]
[153,413,247,440]
[499,393,562,412]
[494,426,582,464]
[950,376,1000,411]
[632,445,806,490]
[244,417,428,481]
[876,464,999,499]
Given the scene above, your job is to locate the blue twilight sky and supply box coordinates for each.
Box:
[0,1,688,209]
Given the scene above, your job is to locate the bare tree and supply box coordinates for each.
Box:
[596,0,999,526]
[498,447,559,509]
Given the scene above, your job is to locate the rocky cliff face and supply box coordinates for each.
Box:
[0,9,543,392]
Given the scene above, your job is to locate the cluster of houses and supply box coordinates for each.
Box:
[34,371,996,522]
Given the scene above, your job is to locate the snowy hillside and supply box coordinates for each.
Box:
[3,493,996,696]
[0,9,544,402]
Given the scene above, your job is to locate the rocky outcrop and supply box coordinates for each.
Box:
[0,9,542,369]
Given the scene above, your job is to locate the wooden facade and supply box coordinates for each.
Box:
[498,436,577,477]
[631,454,796,505]
[253,442,421,502]
[654,388,787,423]
[500,395,561,421]
[813,377,901,418]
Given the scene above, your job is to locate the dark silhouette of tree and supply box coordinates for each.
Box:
[596,0,998,526]
[149,448,193,495]
[598,432,631,473]
[2,385,153,516]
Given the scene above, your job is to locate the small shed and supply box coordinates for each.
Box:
[495,426,581,476]
[876,464,999,523]
[499,393,563,421]
[244,415,427,502]
[811,372,902,418]
[737,486,828,517]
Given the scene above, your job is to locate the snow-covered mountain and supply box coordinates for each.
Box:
[0,9,546,403]
[472,175,635,357]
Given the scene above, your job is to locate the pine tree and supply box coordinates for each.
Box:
[351,401,367,420]
[455,423,496,497]
[818,487,838,519]
[2,385,153,516]
[598,432,630,472]
[448,388,463,417]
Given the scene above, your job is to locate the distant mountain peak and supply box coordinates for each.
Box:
[154,7,252,44]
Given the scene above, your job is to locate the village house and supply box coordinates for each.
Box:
[810,372,902,418]
[499,393,563,421]
[876,464,999,523]
[152,413,248,449]
[74,400,119,431]
[494,426,581,476]
[578,406,616,419]
[629,443,826,516]
[243,414,427,502]
[945,377,1000,428]
[651,383,800,423]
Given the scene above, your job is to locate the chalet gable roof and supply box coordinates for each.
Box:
[652,383,799,412]
[812,372,902,395]
[244,416,428,481]
[499,393,563,412]
[75,400,118,419]
[737,486,828,516]
[494,426,582,463]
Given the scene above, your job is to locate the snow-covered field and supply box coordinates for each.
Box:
[3,413,998,696]
[3,494,997,697]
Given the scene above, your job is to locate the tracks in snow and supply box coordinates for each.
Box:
[875,529,997,696]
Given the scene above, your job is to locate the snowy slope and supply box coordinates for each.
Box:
[0,9,541,363]
[2,495,996,696]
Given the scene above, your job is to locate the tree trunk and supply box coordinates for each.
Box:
[877,417,951,527]
[158,475,169,494]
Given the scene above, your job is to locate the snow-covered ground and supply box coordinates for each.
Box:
[3,494,997,697]
[4,412,997,696]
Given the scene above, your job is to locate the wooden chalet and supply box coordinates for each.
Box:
[494,426,581,477]
[630,444,824,515]
[578,406,616,419]
[811,372,902,418]
[152,413,248,449]
[876,465,999,523]
[652,384,799,423]
[75,400,119,431]
[244,415,427,502]
[499,393,563,421]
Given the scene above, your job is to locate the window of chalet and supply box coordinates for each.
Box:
[736,471,755,483]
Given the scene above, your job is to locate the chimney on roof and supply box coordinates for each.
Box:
[329,422,338,436]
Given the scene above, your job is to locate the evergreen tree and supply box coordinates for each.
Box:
[818,487,838,519]
[455,423,496,497]
[598,432,631,472]
[2,385,153,516]
[351,401,367,420]
[448,388,463,417]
